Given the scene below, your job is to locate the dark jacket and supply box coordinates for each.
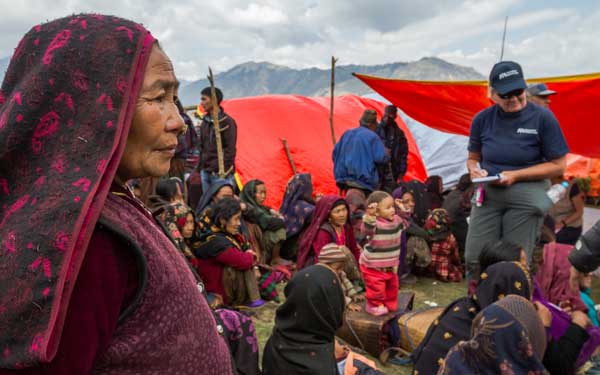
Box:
[333,124,388,192]
[569,219,600,273]
[376,120,408,180]
[198,109,237,174]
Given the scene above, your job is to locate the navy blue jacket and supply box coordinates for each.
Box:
[332,124,388,191]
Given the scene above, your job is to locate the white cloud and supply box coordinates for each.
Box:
[0,0,599,81]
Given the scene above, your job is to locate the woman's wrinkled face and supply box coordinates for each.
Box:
[117,44,184,182]
[222,212,242,235]
[213,186,234,202]
[329,204,348,227]
[255,184,267,205]
[182,213,195,239]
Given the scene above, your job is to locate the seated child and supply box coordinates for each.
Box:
[424,208,463,282]
[193,197,265,308]
[240,179,288,266]
[360,191,405,316]
[318,243,364,312]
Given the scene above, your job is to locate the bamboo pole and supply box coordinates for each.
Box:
[329,56,338,146]
[207,67,232,178]
[281,138,297,174]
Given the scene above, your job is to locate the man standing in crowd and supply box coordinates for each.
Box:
[197,86,237,193]
[333,109,388,195]
[527,82,556,108]
[377,105,408,192]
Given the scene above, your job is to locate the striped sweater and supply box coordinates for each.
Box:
[359,214,404,269]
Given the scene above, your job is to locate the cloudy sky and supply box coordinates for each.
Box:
[0,0,599,81]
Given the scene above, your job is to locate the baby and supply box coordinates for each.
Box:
[360,191,405,316]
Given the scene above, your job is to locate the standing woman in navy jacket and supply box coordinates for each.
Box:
[465,61,569,282]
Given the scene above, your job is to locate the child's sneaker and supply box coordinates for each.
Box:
[365,303,389,316]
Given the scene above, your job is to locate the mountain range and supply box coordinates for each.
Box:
[178,57,484,106]
[0,55,484,105]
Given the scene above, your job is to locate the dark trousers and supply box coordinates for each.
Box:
[556,226,583,245]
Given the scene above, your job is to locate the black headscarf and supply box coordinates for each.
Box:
[412,261,532,375]
[262,264,345,375]
[195,179,234,215]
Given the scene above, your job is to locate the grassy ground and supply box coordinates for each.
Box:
[251,276,467,375]
[251,275,600,374]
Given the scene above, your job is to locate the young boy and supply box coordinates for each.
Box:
[360,191,405,316]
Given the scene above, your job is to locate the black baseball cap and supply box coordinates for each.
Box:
[526,83,556,97]
[489,61,527,95]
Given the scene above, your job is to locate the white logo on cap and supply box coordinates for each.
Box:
[499,70,519,80]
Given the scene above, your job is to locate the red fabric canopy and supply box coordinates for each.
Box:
[217,94,428,207]
[354,72,600,158]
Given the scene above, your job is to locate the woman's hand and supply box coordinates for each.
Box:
[469,167,488,180]
[498,170,519,186]
[534,301,553,327]
[571,310,592,329]
[335,339,350,360]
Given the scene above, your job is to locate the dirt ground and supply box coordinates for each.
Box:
[251,271,600,375]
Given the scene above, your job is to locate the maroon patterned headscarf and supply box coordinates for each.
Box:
[0,14,155,368]
[297,195,357,269]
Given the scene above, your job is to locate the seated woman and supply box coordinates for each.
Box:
[193,197,265,308]
[157,190,197,264]
[484,240,599,372]
[442,173,473,253]
[240,179,287,266]
[195,179,235,232]
[412,261,532,375]
[424,208,463,282]
[297,195,361,275]
[279,173,316,260]
[262,264,345,375]
[393,185,430,283]
[439,295,547,374]
[159,201,261,375]
[425,175,445,210]
[549,176,585,245]
[345,189,368,247]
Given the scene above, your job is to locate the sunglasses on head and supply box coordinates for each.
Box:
[499,88,525,99]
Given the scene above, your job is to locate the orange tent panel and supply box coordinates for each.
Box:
[355,72,600,158]
[220,94,428,207]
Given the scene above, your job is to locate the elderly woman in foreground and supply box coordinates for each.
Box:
[0,14,231,374]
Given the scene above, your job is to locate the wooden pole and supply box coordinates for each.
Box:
[281,138,297,174]
[329,56,339,146]
[499,16,508,61]
[207,67,232,178]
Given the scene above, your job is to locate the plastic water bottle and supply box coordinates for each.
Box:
[547,181,569,204]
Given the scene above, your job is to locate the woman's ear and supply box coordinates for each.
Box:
[219,218,227,228]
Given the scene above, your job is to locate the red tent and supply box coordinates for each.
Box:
[218,94,428,207]
[354,72,600,158]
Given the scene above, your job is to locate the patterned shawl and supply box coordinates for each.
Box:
[279,173,315,237]
[159,202,195,260]
[297,195,358,270]
[412,261,533,374]
[0,14,154,367]
[439,295,548,375]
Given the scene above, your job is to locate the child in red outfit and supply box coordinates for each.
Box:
[359,191,405,316]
